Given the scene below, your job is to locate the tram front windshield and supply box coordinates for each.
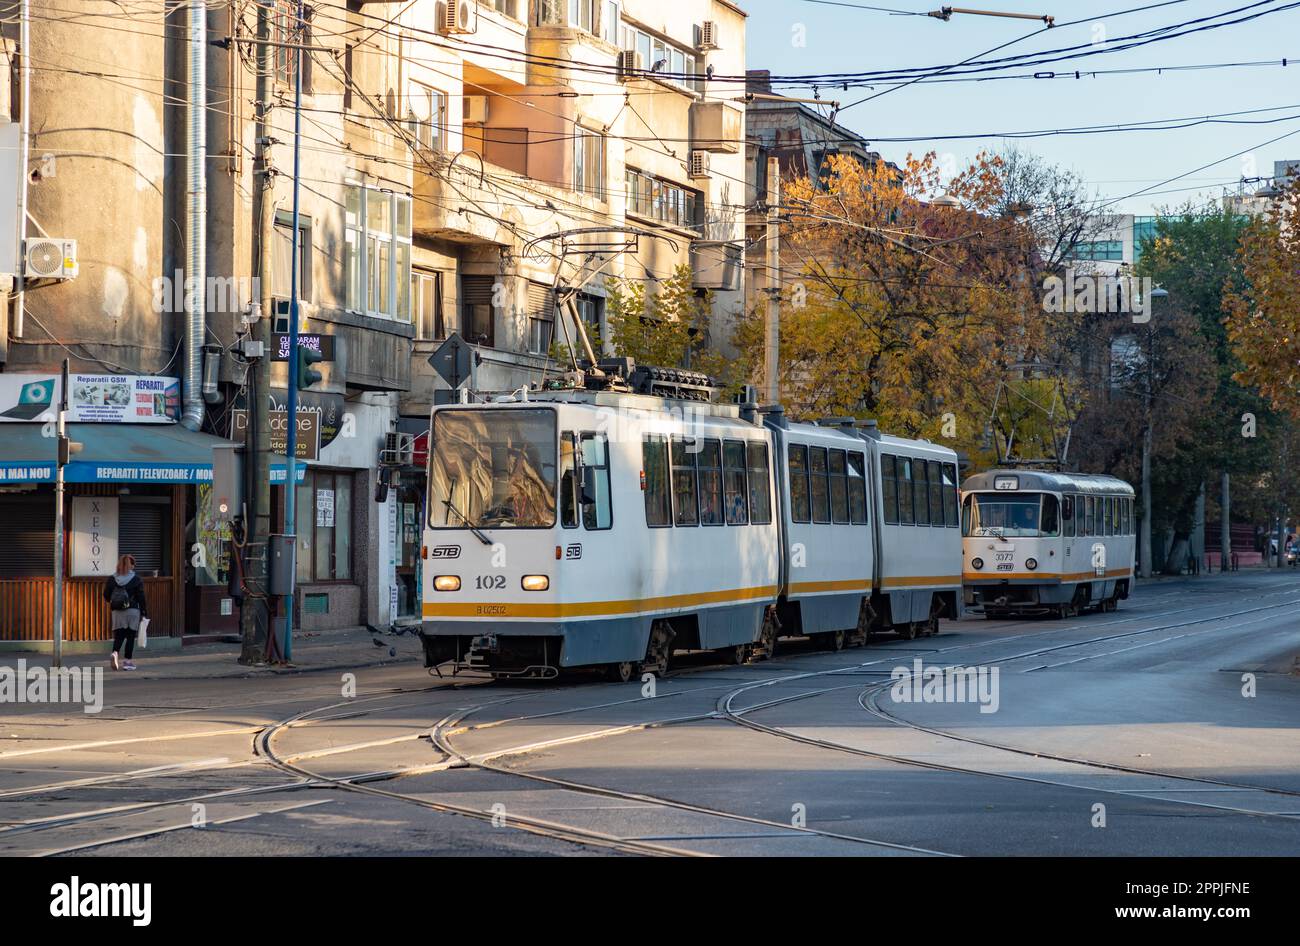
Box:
[429,408,558,528]
[963,492,1059,538]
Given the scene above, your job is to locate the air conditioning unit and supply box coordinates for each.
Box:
[439,0,475,34]
[24,238,78,280]
[617,49,641,81]
[463,94,489,124]
[381,431,415,467]
[697,20,719,51]
[688,150,710,179]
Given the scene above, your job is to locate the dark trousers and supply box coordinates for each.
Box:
[112,627,136,659]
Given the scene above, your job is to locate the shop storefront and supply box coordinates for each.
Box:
[0,419,234,650]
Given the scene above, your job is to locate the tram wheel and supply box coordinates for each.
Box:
[897,622,918,641]
[1102,597,1118,613]
[827,629,846,651]
[926,614,940,637]
[607,661,635,683]
[727,643,751,665]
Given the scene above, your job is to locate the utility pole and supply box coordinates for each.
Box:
[763,155,780,404]
[281,0,306,663]
[240,0,276,664]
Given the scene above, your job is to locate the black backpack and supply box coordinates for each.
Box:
[109,584,131,611]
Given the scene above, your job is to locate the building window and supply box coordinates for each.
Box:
[272,2,313,91]
[625,168,699,230]
[407,83,446,152]
[412,269,446,340]
[526,280,555,355]
[575,292,604,341]
[622,23,697,90]
[493,0,519,17]
[573,127,605,197]
[292,470,353,583]
[345,184,412,321]
[1070,240,1124,261]
[273,212,312,304]
[459,274,496,347]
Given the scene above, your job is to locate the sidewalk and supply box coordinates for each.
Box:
[4,625,426,680]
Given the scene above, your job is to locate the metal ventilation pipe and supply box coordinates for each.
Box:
[181,0,207,431]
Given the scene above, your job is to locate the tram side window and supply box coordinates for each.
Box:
[1063,494,1075,538]
[699,439,724,526]
[670,438,699,527]
[1122,498,1131,535]
[1103,497,1113,536]
[810,446,831,524]
[642,436,671,527]
[1094,495,1104,536]
[914,460,931,525]
[898,457,916,525]
[1082,496,1092,536]
[1112,496,1121,535]
[829,450,850,523]
[847,452,868,524]
[881,454,899,525]
[942,462,958,527]
[747,442,772,525]
[1042,494,1060,536]
[788,444,811,523]
[580,433,612,530]
[723,440,749,525]
[928,460,944,526]
[560,433,579,529]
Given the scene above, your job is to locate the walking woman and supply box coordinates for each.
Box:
[103,553,147,670]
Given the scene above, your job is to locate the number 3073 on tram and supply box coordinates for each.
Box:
[960,470,1136,619]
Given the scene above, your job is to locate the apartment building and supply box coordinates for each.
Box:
[0,0,750,646]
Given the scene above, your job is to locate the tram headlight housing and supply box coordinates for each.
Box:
[1026,558,1038,571]
[971,557,984,570]
[434,575,461,592]
[521,575,549,591]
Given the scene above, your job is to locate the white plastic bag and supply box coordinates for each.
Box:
[137,617,150,649]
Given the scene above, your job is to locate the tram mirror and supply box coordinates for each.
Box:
[579,465,598,506]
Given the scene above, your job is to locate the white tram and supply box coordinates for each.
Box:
[960,469,1137,619]
[419,384,963,679]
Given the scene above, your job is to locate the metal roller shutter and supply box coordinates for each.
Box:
[118,502,165,575]
[0,496,54,578]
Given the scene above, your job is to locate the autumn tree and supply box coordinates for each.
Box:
[1224,172,1300,558]
[737,150,1060,466]
[603,264,728,380]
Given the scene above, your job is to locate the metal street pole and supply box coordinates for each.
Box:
[52,359,68,668]
[281,0,305,662]
[763,156,780,404]
[1220,471,1231,571]
[1139,321,1153,579]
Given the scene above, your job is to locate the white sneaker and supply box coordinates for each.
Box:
[110,652,120,671]
[122,661,137,671]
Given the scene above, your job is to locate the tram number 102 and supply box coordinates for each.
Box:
[474,575,507,590]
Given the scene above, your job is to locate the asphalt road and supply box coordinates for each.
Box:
[2,569,1298,857]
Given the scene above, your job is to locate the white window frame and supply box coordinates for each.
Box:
[573,127,605,198]
[345,183,412,322]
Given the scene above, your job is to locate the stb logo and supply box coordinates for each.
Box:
[565,544,582,560]
[430,545,461,559]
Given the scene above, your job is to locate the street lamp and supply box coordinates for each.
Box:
[1139,287,1168,579]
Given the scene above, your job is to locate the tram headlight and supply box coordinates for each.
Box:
[521,575,550,591]
[434,575,461,592]
[971,557,984,570]
[1026,558,1038,571]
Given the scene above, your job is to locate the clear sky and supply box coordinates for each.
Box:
[740,0,1300,214]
